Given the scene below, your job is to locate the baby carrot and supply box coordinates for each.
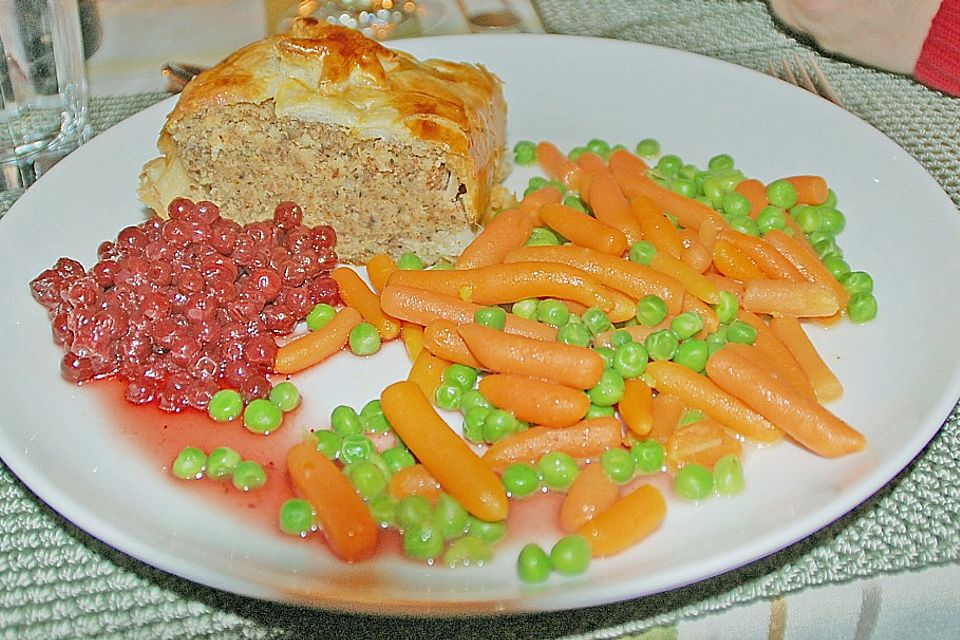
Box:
[519,186,563,219]
[682,295,720,336]
[578,171,596,203]
[712,238,767,281]
[607,147,649,175]
[649,247,722,305]
[742,279,840,317]
[763,229,850,309]
[718,229,804,282]
[387,262,615,312]
[586,173,643,245]
[736,310,817,400]
[331,267,401,340]
[407,347,451,398]
[400,321,424,361]
[539,202,628,256]
[703,272,745,298]
[783,175,830,205]
[560,463,620,533]
[769,316,843,403]
[630,195,684,259]
[504,245,685,315]
[678,227,712,274]
[381,381,509,522]
[613,168,727,232]
[458,323,605,390]
[537,141,582,189]
[387,463,442,504]
[666,417,743,471]
[365,253,398,293]
[482,418,624,471]
[576,151,610,175]
[455,208,534,270]
[619,377,654,437]
[478,373,590,428]
[646,361,782,444]
[649,391,685,444]
[274,306,362,374]
[422,320,483,369]
[286,441,378,562]
[734,178,769,218]
[593,321,670,349]
[705,346,865,457]
[380,284,557,342]
[578,484,667,558]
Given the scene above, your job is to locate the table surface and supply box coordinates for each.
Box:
[2,1,959,638]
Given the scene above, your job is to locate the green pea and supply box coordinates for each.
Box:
[513,140,537,166]
[819,207,846,235]
[360,399,390,433]
[793,205,823,233]
[433,493,470,540]
[345,461,387,499]
[381,445,415,474]
[601,448,636,484]
[172,446,206,480]
[483,409,517,443]
[822,255,851,280]
[675,463,713,500]
[706,330,727,355]
[444,535,494,567]
[714,291,739,325]
[306,303,337,331]
[629,241,657,266]
[536,299,570,328]
[582,307,613,336]
[539,451,579,490]
[331,405,363,436]
[613,341,648,379]
[714,168,745,192]
[636,294,669,327]
[517,543,552,583]
[397,251,425,270]
[526,227,562,246]
[460,389,492,414]
[462,407,488,443]
[207,389,243,423]
[585,138,611,158]
[728,215,760,237]
[713,455,745,496]
[726,320,757,345]
[635,138,660,158]
[279,498,315,536]
[721,191,751,218]
[813,236,842,260]
[441,364,478,393]
[679,163,700,181]
[403,522,444,561]
[678,409,706,427]
[588,368,626,406]
[434,382,462,411]
[707,153,735,171]
[841,271,874,295]
[645,329,680,361]
[656,154,682,178]
[756,205,787,234]
[567,146,588,162]
[465,516,507,544]
[766,179,798,209]
[671,178,697,199]
[562,195,588,213]
[243,398,283,434]
[475,306,507,330]
[511,298,539,320]
[674,339,709,372]
[396,495,433,531]
[700,176,724,209]
[671,312,704,340]
[339,434,374,465]
[585,403,616,419]
[502,463,541,498]
[206,446,241,480]
[823,189,838,208]
[551,535,591,576]
[369,494,398,528]
[594,346,615,369]
[314,429,342,460]
[349,323,381,356]
[847,291,878,323]
[232,460,267,492]
[632,440,665,474]
[557,322,592,347]
[269,382,300,413]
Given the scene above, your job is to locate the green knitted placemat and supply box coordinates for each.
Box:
[2,3,960,636]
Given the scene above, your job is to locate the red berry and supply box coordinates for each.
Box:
[167,198,196,221]
[274,201,303,229]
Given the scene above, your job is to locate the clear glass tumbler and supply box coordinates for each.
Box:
[1,0,92,206]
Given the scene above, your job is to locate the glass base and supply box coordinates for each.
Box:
[286,1,423,40]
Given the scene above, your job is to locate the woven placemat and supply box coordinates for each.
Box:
[2,3,959,637]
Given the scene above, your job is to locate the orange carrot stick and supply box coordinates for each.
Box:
[482,418,624,471]
[478,373,590,428]
[763,229,850,309]
[783,175,830,205]
[769,316,843,403]
[331,267,401,340]
[537,141,582,189]
[703,271,745,298]
[422,320,483,369]
[649,247,722,305]
[734,178,769,218]
[400,321,424,361]
[504,245,685,315]
[666,418,743,471]
[705,346,865,457]
[742,279,840,317]
[387,463,442,504]
[712,238,767,281]
[736,310,817,400]
[576,151,610,175]
[458,323,605,390]
[619,378,654,437]
[578,171,596,203]
[386,262,614,312]
[607,148,649,176]
[365,253,398,293]
[519,186,563,220]
[613,168,727,232]
[286,441,378,562]
[682,295,720,336]
[718,229,804,282]
[407,348,451,398]
[381,381,509,522]
[646,361,782,443]
[630,195,684,259]
[578,484,666,557]
[560,463,620,533]
[649,391,685,444]
[539,202,628,256]
[678,227,712,273]
[274,307,362,374]
[380,284,557,342]
[586,173,644,246]
[455,208,535,270]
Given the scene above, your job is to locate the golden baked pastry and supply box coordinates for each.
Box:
[139,18,507,263]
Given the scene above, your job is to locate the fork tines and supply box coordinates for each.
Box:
[769,53,843,106]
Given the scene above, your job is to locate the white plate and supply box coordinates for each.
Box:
[1,34,959,615]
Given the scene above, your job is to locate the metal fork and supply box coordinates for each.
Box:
[768,53,844,107]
